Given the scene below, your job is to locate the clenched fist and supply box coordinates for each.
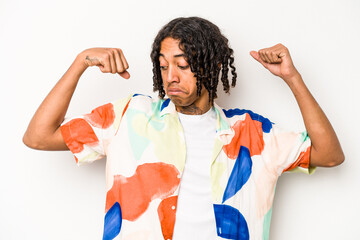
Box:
[250,44,300,83]
[78,48,130,79]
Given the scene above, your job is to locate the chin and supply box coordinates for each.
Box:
[168,96,192,107]
[168,96,184,105]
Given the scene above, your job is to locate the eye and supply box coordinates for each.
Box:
[178,65,189,70]
[160,66,168,70]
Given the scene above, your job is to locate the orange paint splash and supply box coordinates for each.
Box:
[223,113,265,159]
[283,146,311,172]
[121,100,130,119]
[115,99,131,136]
[105,162,180,221]
[84,103,115,129]
[60,118,99,154]
[157,196,178,240]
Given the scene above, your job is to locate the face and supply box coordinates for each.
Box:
[159,37,209,112]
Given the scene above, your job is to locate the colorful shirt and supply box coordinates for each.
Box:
[60,93,314,240]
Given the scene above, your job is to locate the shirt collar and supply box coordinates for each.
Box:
[213,102,234,143]
[160,99,234,142]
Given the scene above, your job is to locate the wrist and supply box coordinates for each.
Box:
[285,73,309,96]
[73,52,89,73]
[283,71,302,86]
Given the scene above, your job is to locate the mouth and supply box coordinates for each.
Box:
[167,88,185,95]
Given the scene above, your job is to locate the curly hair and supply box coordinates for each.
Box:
[151,17,237,103]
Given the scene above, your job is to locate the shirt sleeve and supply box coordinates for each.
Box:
[60,95,132,166]
[262,124,316,176]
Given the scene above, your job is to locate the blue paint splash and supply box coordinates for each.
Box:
[133,93,152,98]
[213,204,249,240]
[222,146,252,203]
[160,98,170,111]
[103,202,122,240]
[223,108,272,133]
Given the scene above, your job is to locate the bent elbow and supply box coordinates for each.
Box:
[23,133,43,150]
[23,134,35,149]
[327,152,345,167]
[337,152,345,166]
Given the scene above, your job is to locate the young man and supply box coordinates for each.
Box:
[23,17,344,240]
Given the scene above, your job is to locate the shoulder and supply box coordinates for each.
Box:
[222,107,273,133]
[119,93,165,115]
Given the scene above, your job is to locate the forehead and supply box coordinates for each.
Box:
[159,37,184,58]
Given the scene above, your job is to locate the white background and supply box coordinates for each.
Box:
[1,0,359,239]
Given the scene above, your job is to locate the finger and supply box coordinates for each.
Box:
[98,65,105,72]
[268,51,276,62]
[274,44,289,59]
[114,49,125,73]
[118,49,129,70]
[263,50,273,63]
[109,50,117,74]
[271,51,282,63]
[118,71,130,79]
[278,51,287,59]
[258,50,266,63]
[259,49,270,63]
[101,55,111,73]
[272,48,287,62]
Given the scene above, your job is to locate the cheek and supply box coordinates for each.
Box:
[161,74,168,88]
[186,76,198,94]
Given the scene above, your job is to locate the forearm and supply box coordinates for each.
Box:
[250,44,344,167]
[286,74,344,167]
[23,54,87,149]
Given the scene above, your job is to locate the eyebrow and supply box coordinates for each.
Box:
[159,53,186,58]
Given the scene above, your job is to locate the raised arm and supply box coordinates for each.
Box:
[23,48,130,150]
[250,44,344,167]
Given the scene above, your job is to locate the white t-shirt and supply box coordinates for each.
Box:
[172,107,218,240]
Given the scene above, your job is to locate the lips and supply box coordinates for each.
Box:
[167,87,185,95]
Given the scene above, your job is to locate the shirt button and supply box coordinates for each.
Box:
[171,205,176,210]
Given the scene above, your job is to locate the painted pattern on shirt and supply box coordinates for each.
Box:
[60,94,313,240]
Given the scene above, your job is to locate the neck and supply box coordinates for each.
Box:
[176,102,212,115]
[174,87,212,115]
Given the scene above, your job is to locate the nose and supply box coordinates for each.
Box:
[166,65,180,83]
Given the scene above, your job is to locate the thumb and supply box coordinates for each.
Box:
[250,51,260,62]
[118,70,130,79]
[250,50,268,68]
